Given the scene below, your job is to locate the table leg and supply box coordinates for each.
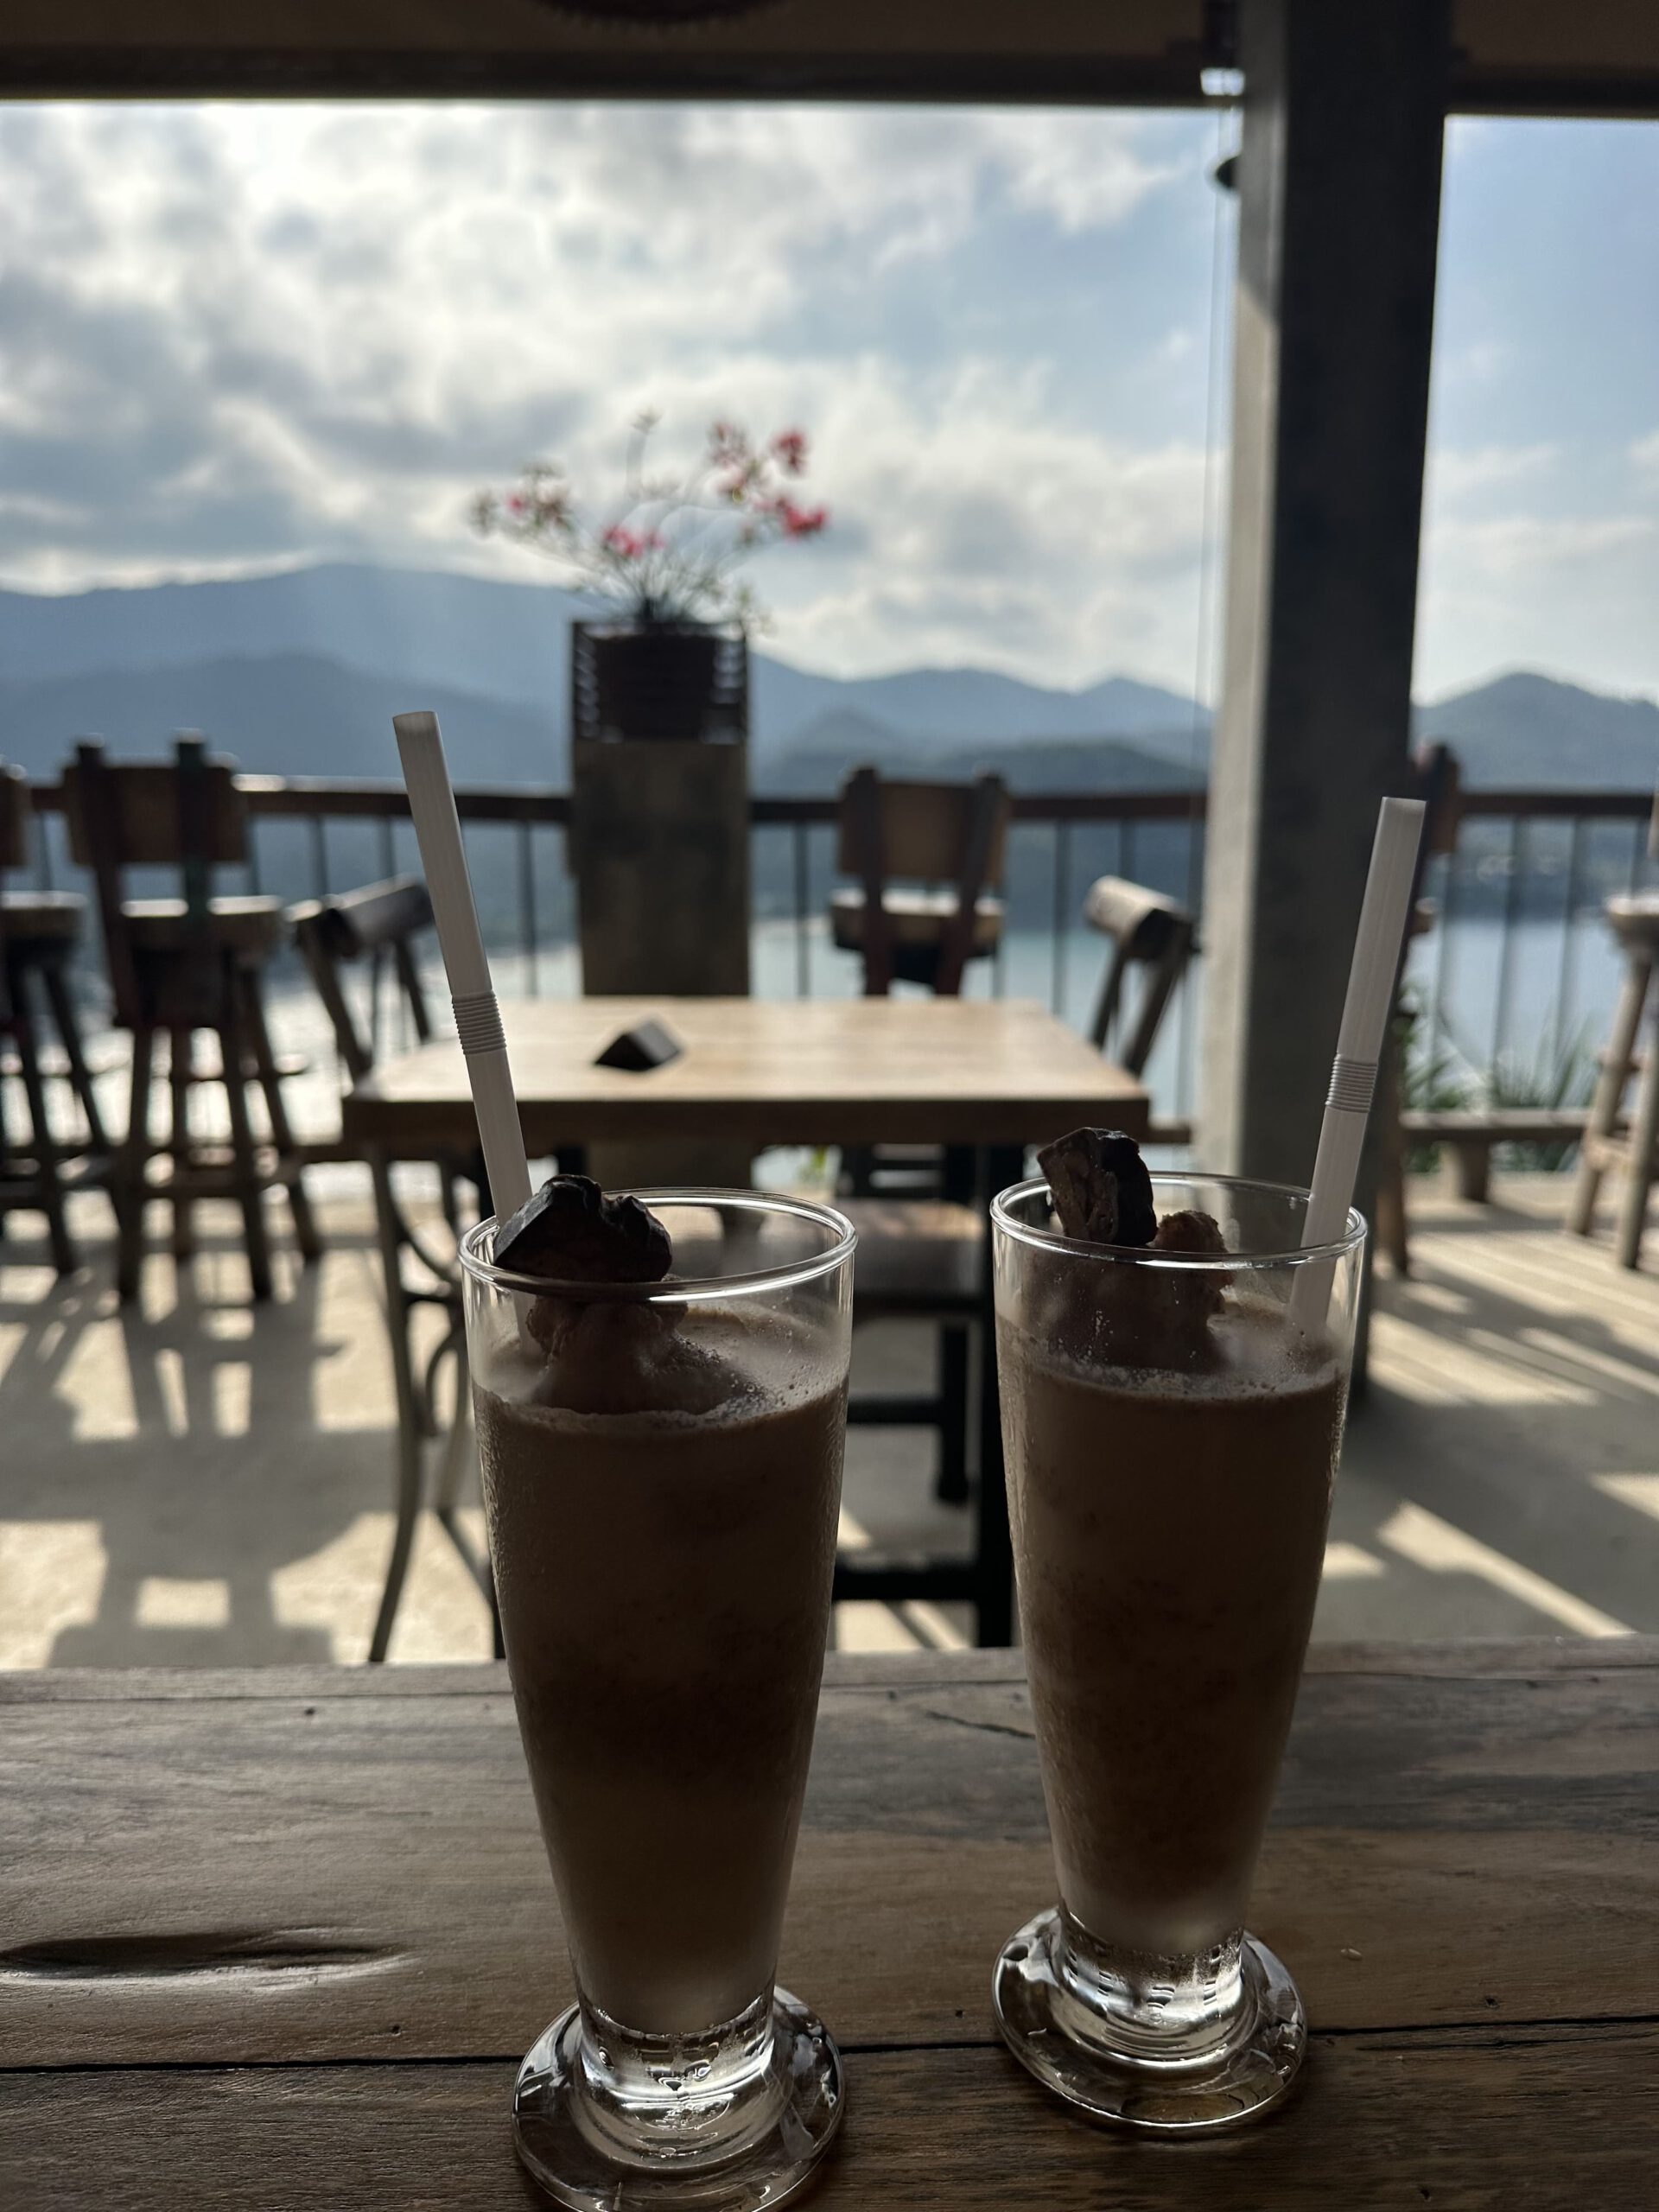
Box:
[368,1148,424,1665]
[974,1144,1024,1648]
[1614,995,1659,1270]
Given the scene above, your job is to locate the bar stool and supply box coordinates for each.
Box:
[1567,803,1659,1269]
[0,764,110,1273]
[61,735,320,1302]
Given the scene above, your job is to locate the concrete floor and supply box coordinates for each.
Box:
[0,1173,1655,1668]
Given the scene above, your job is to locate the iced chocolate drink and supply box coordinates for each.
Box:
[461,1179,855,2212]
[991,1134,1364,2134]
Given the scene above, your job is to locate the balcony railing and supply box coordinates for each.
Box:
[22,778,1656,1128]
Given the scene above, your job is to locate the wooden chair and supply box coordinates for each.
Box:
[0,764,110,1272]
[845,867,1198,1521]
[831,766,1012,997]
[292,874,496,1662]
[61,736,319,1303]
[828,769,1009,1517]
[1082,874,1198,1143]
[1567,789,1659,1269]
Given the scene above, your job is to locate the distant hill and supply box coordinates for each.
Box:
[0,653,557,785]
[1414,671,1659,789]
[766,721,1203,796]
[0,564,586,717]
[0,563,1206,781]
[0,563,1653,792]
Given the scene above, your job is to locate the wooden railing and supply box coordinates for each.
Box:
[22,776,1657,1124]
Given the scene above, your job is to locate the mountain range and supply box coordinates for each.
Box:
[0,561,1654,792]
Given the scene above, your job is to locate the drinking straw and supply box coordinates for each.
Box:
[1287,796,1427,1332]
[393,711,533,1222]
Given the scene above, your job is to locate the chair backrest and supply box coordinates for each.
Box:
[0,764,31,875]
[290,874,436,1084]
[1083,875,1197,1078]
[835,768,1011,887]
[62,738,248,872]
[836,766,1012,995]
[0,764,29,1014]
[60,735,249,1028]
[1412,741,1462,861]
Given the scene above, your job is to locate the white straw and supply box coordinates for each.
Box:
[1288,796,1427,1332]
[393,711,532,1222]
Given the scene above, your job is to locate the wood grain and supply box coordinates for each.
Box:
[1,1648,1654,2075]
[3,2028,1654,2212]
[339,996,1147,1153]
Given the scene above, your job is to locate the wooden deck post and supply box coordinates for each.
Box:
[1199,0,1450,1204]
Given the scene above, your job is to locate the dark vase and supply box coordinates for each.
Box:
[574,621,748,746]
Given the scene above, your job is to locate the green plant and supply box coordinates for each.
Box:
[1395,982,1472,1172]
[1485,1021,1598,1172]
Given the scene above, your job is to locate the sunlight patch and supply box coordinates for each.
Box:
[135,1575,231,1629]
[1378,1503,1630,1638]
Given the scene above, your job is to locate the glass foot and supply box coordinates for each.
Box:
[512,1986,843,2209]
[993,1908,1305,2134]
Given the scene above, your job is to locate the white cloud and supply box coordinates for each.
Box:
[1430,512,1654,578]
[0,102,1208,684]
[1423,442,1556,501]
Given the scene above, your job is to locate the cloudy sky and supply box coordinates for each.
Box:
[0,101,1655,702]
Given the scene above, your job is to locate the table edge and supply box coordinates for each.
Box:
[2,1637,1654,1707]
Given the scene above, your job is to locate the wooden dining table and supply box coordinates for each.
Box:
[339,995,1149,1156]
[3,1641,1653,2208]
[340,995,1148,1657]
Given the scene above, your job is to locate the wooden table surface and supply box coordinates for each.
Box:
[340,995,1147,1154]
[3,1643,1654,2209]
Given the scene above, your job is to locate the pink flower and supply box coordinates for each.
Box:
[779,499,829,538]
[506,494,525,515]
[602,524,644,559]
[771,429,808,476]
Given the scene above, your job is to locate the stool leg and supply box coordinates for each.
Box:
[1615,1003,1659,1270]
[218,991,273,1303]
[40,955,110,1153]
[241,967,321,1264]
[12,978,75,1274]
[935,1322,970,1504]
[1569,955,1650,1236]
[169,1028,195,1261]
[369,1149,423,1664]
[115,1024,156,1304]
[1375,1037,1410,1273]
[0,1041,11,1242]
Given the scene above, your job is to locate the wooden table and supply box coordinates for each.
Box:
[343,997,1147,1658]
[340,995,1148,1156]
[3,1643,1653,2209]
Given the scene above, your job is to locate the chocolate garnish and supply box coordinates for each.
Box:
[1150,1207,1230,1330]
[1151,1209,1229,1260]
[494,1173,672,1284]
[1038,1128,1157,1248]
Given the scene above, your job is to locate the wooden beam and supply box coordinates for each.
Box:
[0,0,1215,104]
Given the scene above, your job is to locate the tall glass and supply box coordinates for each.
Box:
[990,1175,1365,2132]
[460,1192,855,2210]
